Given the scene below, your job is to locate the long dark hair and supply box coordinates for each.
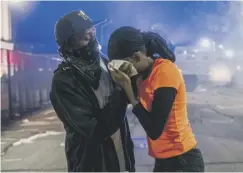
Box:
[108,26,176,62]
[142,31,176,62]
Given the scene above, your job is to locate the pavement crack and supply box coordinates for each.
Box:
[209,106,235,120]
[1,143,14,157]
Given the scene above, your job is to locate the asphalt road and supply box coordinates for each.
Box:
[1,101,243,172]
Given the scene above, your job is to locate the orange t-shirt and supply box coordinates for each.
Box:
[138,58,197,159]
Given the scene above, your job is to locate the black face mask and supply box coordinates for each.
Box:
[67,38,101,89]
[73,38,100,62]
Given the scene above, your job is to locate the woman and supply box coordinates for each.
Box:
[108,26,205,172]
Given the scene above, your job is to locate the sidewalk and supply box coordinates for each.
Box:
[1,107,63,156]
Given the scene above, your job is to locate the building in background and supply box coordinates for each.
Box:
[1,1,14,121]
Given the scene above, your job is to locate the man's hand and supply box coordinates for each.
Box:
[110,69,138,106]
[110,68,131,88]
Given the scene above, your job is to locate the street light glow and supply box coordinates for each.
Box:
[8,0,25,4]
[218,44,224,49]
[236,66,241,71]
[200,38,211,48]
[225,49,234,58]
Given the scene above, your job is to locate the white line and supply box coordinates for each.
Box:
[20,121,50,126]
[44,110,55,115]
[12,131,65,146]
[2,158,22,162]
[210,119,234,124]
[45,116,57,120]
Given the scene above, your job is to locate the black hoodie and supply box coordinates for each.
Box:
[50,55,135,172]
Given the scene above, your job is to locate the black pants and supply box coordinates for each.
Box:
[153,148,205,172]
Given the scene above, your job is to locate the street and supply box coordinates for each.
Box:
[1,90,243,172]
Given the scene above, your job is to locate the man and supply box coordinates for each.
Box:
[50,12,135,172]
[107,26,205,172]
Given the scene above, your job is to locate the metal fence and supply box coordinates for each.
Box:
[1,49,60,123]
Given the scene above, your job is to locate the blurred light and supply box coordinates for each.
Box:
[38,68,43,72]
[218,44,224,49]
[8,0,26,7]
[194,49,199,53]
[8,0,38,18]
[209,64,232,84]
[98,44,102,51]
[236,66,241,71]
[225,49,234,58]
[199,38,211,48]
[183,50,187,55]
[8,0,25,4]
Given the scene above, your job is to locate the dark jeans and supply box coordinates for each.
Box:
[153,148,205,172]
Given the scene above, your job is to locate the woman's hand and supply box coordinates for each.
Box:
[119,62,134,77]
[110,68,131,88]
[119,61,138,77]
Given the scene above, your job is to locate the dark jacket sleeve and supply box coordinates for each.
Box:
[132,87,177,140]
[50,75,127,140]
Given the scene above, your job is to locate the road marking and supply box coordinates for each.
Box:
[210,119,234,124]
[44,110,55,115]
[22,119,30,123]
[20,121,50,126]
[2,158,22,162]
[45,116,57,120]
[13,131,64,146]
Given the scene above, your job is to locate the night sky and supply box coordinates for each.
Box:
[10,1,240,54]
